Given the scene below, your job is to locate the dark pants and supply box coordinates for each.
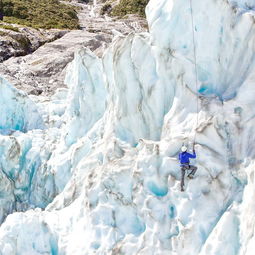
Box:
[180,164,197,191]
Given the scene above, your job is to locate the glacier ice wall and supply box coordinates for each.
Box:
[147,0,255,100]
[0,77,50,223]
[64,48,106,146]
[103,33,173,145]
[0,77,45,133]
[0,0,255,254]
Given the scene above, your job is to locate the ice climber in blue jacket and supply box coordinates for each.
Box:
[179,145,197,191]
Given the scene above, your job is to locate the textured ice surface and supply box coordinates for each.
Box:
[0,0,255,254]
[0,77,45,133]
[64,48,106,146]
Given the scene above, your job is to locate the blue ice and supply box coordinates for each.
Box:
[147,181,168,197]
[169,205,176,219]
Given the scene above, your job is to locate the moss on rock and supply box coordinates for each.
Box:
[2,0,79,29]
[111,0,149,18]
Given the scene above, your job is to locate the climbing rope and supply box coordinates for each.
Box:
[189,0,199,145]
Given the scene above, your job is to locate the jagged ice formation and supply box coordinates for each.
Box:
[0,0,255,254]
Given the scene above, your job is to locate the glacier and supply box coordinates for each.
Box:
[0,77,45,134]
[0,0,255,254]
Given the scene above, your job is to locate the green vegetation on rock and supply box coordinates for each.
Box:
[2,0,79,29]
[0,23,19,32]
[111,0,149,18]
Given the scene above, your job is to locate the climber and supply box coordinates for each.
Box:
[179,145,197,192]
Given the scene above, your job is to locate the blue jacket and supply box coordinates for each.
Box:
[179,151,196,165]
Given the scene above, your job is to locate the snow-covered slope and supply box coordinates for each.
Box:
[0,0,255,254]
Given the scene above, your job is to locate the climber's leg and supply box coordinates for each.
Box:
[180,166,187,191]
[188,165,197,178]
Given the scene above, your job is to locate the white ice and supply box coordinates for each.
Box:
[0,0,255,254]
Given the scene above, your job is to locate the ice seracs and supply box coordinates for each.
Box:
[64,48,106,147]
[0,0,255,254]
[0,76,45,134]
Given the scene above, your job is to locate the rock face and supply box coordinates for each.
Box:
[0,0,147,96]
[0,23,67,62]
[0,30,112,96]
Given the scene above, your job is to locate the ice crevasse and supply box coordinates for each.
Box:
[0,0,255,254]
